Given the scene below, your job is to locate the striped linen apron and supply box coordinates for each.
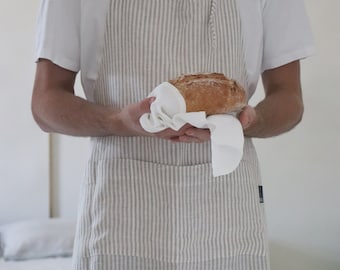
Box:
[73,1,270,269]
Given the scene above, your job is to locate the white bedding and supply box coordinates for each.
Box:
[0,257,72,270]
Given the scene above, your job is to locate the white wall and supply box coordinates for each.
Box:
[0,0,49,224]
[0,0,339,269]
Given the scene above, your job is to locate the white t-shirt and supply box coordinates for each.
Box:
[35,0,315,101]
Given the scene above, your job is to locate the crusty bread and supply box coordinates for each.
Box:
[169,73,247,115]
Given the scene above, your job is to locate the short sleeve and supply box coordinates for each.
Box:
[261,0,315,72]
[35,0,81,72]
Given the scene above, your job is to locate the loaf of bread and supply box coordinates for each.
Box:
[169,73,247,115]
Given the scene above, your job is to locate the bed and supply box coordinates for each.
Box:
[0,218,75,270]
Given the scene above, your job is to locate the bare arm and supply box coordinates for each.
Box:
[239,60,304,138]
[178,61,304,142]
[33,59,302,141]
[31,59,154,137]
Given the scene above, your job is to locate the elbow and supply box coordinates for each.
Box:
[296,98,304,125]
[31,94,53,133]
[291,97,304,129]
[31,104,51,133]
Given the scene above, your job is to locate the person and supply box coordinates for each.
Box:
[31,0,314,269]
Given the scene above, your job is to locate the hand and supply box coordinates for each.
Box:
[238,105,257,130]
[116,97,156,136]
[117,98,211,142]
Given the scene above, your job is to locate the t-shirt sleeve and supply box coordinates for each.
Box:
[35,0,81,72]
[261,0,315,72]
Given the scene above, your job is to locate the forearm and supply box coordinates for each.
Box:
[32,88,122,137]
[241,61,304,138]
[243,89,304,138]
[31,60,141,137]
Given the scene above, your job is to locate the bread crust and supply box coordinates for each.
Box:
[169,73,246,115]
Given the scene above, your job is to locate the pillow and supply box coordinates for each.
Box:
[0,218,75,261]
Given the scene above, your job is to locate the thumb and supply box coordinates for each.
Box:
[238,105,256,130]
[139,97,156,114]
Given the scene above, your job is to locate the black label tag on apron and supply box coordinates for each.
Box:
[259,186,264,203]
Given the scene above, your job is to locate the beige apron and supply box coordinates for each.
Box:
[73,1,269,269]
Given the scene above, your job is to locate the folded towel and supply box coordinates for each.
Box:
[140,82,244,177]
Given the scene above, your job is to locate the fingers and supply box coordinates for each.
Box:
[154,124,191,140]
[180,127,211,143]
[156,126,211,143]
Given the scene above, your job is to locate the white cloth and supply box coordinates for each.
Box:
[140,82,244,177]
[35,0,315,103]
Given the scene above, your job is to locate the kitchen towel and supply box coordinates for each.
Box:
[140,82,244,177]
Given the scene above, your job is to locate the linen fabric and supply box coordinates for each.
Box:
[35,0,315,269]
